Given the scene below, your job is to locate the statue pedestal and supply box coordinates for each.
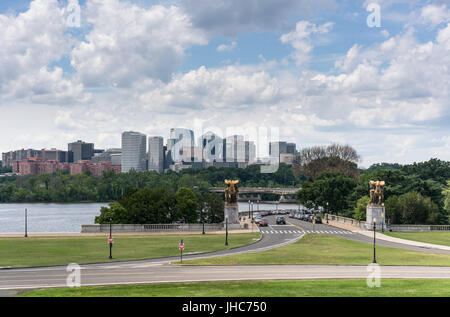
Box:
[366,205,386,230]
[224,205,241,229]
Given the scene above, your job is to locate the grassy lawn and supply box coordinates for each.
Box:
[19,279,450,297]
[179,234,450,266]
[0,233,259,268]
[384,232,450,247]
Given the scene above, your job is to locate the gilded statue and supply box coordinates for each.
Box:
[369,180,385,206]
[224,179,239,205]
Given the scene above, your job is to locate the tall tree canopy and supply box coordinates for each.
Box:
[293,144,360,180]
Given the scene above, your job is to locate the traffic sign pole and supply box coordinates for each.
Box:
[179,239,184,263]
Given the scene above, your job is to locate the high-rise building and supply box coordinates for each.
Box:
[199,131,223,163]
[245,141,256,164]
[121,131,147,173]
[148,136,164,173]
[168,128,194,163]
[91,148,122,164]
[225,135,246,162]
[286,143,297,155]
[68,140,94,163]
[269,141,296,163]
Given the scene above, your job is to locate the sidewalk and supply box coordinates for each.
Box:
[355,230,450,251]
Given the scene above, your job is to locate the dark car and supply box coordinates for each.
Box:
[276,217,286,225]
[312,216,322,224]
[259,219,269,227]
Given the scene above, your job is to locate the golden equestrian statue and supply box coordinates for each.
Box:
[224,179,239,205]
[369,180,385,206]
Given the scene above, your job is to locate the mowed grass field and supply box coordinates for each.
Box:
[20,279,450,297]
[384,232,450,247]
[0,233,260,268]
[180,234,450,266]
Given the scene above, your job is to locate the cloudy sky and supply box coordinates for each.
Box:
[0,0,449,167]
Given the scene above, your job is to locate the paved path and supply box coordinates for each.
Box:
[1,215,450,293]
[355,230,450,251]
[285,216,450,255]
[1,265,449,292]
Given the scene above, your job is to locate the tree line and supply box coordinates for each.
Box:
[95,187,224,224]
[0,163,297,203]
[295,146,450,225]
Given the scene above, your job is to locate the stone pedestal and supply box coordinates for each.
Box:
[224,205,241,229]
[366,205,386,230]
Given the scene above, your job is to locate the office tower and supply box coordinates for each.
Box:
[148,136,164,173]
[245,141,256,164]
[68,140,95,162]
[225,135,245,162]
[121,131,147,173]
[286,143,297,155]
[199,131,223,163]
[269,142,288,158]
[91,148,122,164]
[168,128,194,163]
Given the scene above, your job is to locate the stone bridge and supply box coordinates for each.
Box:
[209,187,300,202]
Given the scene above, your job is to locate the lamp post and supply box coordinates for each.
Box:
[24,208,28,238]
[225,216,229,246]
[381,211,384,233]
[109,218,113,259]
[202,207,205,235]
[248,200,251,218]
[372,217,377,264]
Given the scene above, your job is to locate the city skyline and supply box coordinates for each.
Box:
[0,0,449,168]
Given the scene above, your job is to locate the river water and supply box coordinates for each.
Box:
[0,202,299,233]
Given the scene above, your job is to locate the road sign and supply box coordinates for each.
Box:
[108,236,114,244]
[179,239,184,251]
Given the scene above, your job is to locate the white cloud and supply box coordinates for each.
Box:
[71,0,207,87]
[217,41,237,52]
[420,4,450,27]
[280,21,334,65]
[0,0,84,103]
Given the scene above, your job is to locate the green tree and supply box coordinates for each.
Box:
[385,192,440,224]
[297,172,357,215]
[176,187,199,223]
[353,196,369,221]
[444,181,450,221]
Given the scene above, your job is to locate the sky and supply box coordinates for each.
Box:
[0,0,449,168]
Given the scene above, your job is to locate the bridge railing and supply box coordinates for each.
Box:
[82,223,224,233]
[324,214,366,229]
[324,214,450,232]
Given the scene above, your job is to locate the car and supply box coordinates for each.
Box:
[312,216,322,224]
[260,211,267,217]
[259,219,269,227]
[276,216,286,225]
[253,215,262,224]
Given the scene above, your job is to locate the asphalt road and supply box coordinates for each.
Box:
[282,215,450,255]
[1,215,449,293]
[0,223,305,291]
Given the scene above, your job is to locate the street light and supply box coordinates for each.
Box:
[24,208,28,238]
[248,200,251,218]
[225,216,229,246]
[109,218,113,259]
[381,211,385,233]
[202,207,205,235]
[372,217,377,264]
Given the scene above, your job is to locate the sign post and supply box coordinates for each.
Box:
[108,236,114,259]
[179,239,184,263]
[108,218,113,259]
[312,217,316,232]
